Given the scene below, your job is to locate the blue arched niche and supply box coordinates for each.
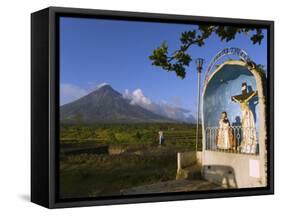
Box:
[203,64,259,134]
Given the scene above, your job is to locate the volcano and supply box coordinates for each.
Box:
[60,84,174,124]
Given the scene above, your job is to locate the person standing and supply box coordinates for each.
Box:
[158,130,164,145]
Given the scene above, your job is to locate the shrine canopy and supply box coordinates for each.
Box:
[203,63,259,132]
[202,48,264,142]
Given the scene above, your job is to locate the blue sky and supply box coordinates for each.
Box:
[60,16,267,114]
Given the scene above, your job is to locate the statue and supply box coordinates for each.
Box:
[216,112,236,150]
[231,82,258,154]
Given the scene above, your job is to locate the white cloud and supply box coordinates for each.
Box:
[123,89,130,98]
[123,89,151,106]
[130,88,152,106]
[60,83,88,105]
[123,88,196,123]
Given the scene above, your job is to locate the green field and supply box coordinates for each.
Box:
[59,123,202,199]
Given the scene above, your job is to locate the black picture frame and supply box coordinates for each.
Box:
[31,6,274,209]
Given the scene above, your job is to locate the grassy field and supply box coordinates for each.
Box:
[59,123,202,199]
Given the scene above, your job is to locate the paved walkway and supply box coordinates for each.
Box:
[121,179,223,195]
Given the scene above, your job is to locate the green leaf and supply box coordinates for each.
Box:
[149,25,264,80]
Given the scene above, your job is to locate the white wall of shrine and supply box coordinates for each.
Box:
[202,151,263,188]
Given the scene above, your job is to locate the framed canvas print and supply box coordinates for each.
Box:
[31,6,274,208]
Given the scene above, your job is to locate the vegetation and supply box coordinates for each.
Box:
[60,149,178,198]
[59,123,202,198]
[149,25,264,79]
[60,123,201,149]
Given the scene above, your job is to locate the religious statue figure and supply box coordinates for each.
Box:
[216,112,236,150]
[231,82,258,154]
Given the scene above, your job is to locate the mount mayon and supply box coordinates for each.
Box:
[60,84,196,124]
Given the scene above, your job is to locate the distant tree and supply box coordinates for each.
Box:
[256,64,266,73]
[75,127,82,139]
[135,131,142,140]
[108,132,118,143]
[149,25,264,79]
[91,130,96,139]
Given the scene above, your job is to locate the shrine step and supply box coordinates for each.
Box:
[176,164,202,180]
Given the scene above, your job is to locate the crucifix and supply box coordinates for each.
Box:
[231,82,258,154]
[231,82,257,103]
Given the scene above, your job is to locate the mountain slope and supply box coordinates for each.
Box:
[60,84,174,124]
